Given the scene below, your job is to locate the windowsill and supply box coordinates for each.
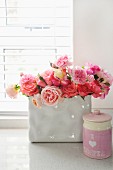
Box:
[0,108,113,129]
[0,115,28,128]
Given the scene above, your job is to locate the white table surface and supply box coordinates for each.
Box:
[0,129,113,170]
[29,142,113,170]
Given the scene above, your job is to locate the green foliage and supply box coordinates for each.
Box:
[94,74,99,80]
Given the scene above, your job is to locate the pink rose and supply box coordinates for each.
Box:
[61,79,71,86]
[55,55,72,68]
[41,70,61,87]
[100,84,110,99]
[72,66,87,84]
[51,75,61,86]
[20,74,39,96]
[85,63,101,75]
[36,77,46,88]
[41,86,62,106]
[77,83,92,97]
[6,84,19,99]
[90,81,102,98]
[61,82,78,98]
[41,70,54,86]
[78,81,102,98]
[68,68,72,75]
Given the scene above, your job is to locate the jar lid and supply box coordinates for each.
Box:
[83,110,112,123]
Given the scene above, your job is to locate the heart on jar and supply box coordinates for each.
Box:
[89,140,97,147]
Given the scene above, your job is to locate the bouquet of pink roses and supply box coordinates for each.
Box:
[6,56,113,108]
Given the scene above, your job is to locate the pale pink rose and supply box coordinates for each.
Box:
[97,70,113,86]
[72,66,87,84]
[6,84,19,99]
[55,56,72,68]
[20,74,35,84]
[41,70,61,86]
[104,72,113,85]
[41,86,62,106]
[87,75,95,82]
[61,82,78,98]
[32,94,42,108]
[41,70,54,86]
[20,74,39,96]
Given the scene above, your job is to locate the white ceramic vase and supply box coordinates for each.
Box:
[29,96,91,142]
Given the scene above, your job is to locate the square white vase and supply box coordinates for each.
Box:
[29,96,91,142]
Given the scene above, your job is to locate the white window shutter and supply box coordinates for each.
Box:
[0,0,73,113]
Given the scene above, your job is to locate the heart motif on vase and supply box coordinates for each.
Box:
[89,140,97,147]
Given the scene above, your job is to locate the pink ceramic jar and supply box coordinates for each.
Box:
[83,110,112,159]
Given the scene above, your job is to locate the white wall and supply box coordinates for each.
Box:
[73,0,113,110]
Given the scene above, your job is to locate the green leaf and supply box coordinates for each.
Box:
[15,84,20,90]
[94,74,99,80]
[67,75,71,80]
[104,82,110,86]
[50,62,53,67]
[22,93,29,97]
[82,66,85,69]
[99,78,104,82]
[38,74,46,83]
[37,85,42,93]
[80,96,85,100]
[49,62,58,69]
